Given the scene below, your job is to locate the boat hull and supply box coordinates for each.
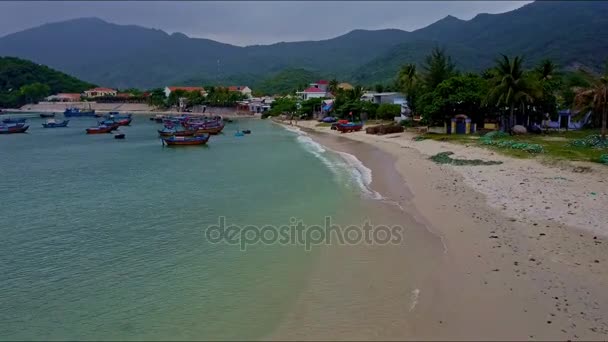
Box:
[162,134,210,146]
[0,125,29,134]
[86,127,113,134]
[40,113,55,118]
[336,122,363,133]
[64,109,96,117]
[158,129,196,137]
[42,120,69,128]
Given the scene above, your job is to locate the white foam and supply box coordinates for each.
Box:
[283,124,382,200]
[409,288,420,312]
[336,151,383,200]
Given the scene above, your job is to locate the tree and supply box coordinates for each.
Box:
[374,84,384,93]
[486,55,539,129]
[573,64,608,139]
[422,47,456,90]
[328,79,339,93]
[298,97,323,118]
[397,63,420,114]
[376,103,401,120]
[533,59,562,120]
[147,88,166,108]
[347,85,364,101]
[19,83,51,104]
[268,97,297,117]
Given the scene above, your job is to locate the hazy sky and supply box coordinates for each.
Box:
[0,1,531,46]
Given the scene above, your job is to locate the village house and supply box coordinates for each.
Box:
[227,86,252,98]
[164,86,206,98]
[296,80,331,100]
[45,93,82,102]
[83,87,117,98]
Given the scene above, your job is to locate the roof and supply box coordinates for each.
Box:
[316,80,329,85]
[228,86,249,91]
[303,87,326,93]
[338,82,354,90]
[57,93,81,98]
[86,87,116,92]
[116,93,134,98]
[167,86,205,92]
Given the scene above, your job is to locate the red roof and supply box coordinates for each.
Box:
[168,86,205,92]
[228,86,248,91]
[87,87,116,92]
[316,80,329,85]
[303,87,326,93]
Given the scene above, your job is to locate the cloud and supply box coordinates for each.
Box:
[0,1,531,46]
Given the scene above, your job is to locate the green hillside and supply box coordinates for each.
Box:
[0,56,95,108]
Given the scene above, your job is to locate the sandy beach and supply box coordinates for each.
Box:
[270,120,608,340]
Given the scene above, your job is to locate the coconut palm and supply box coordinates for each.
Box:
[398,63,418,93]
[573,66,608,139]
[487,55,539,129]
[328,79,339,93]
[348,85,364,101]
[535,59,557,81]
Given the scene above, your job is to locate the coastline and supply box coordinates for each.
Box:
[270,120,608,340]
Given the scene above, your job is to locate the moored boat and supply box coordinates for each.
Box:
[86,125,113,134]
[64,107,96,117]
[98,119,120,130]
[2,117,27,124]
[161,133,210,146]
[42,119,69,128]
[0,123,29,134]
[40,113,55,118]
[114,133,125,139]
[157,128,196,137]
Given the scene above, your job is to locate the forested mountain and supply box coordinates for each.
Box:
[0,1,606,89]
[0,56,94,107]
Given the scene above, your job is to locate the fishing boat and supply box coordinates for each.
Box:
[42,119,69,128]
[161,134,210,146]
[152,114,165,123]
[0,123,29,134]
[242,129,251,134]
[64,107,96,117]
[336,121,364,133]
[86,125,113,134]
[97,119,120,131]
[106,112,132,120]
[235,131,244,137]
[157,127,196,137]
[188,121,225,135]
[114,133,125,139]
[40,113,55,118]
[2,117,27,124]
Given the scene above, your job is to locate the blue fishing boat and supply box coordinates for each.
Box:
[42,119,69,128]
[64,107,96,117]
[0,123,29,134]
[161,133,210,146]
[2,117,27,124]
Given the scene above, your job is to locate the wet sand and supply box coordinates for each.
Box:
[270,122,608,340]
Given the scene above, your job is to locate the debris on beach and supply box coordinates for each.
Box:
[429,151,503,166]
[413,136,427,141]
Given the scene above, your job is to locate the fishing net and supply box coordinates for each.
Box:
[600,154,608,165]
[430,151,503,166]
[568,135,608,149]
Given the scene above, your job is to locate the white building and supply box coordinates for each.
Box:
[228,86,252,98]
[83,87,117,98]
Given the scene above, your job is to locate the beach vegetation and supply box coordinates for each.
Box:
[573,63,608,140]
[376,103,401,120]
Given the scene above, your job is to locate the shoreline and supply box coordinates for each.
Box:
[271,119,608,340]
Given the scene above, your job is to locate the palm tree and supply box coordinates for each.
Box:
[487,55,538,129]
[536,59,557,81]
[422,47,455,90]
[398,64,418,93]
[573,66,608,139]
[328,79,339,93]
[348,85,364,101]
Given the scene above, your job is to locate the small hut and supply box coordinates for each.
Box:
[446,114,476,134]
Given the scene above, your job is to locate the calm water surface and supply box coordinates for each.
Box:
[0,115,375,340]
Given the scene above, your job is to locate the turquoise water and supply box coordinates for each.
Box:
[0,116,372,340]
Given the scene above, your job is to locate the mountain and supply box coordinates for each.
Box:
[0,1,606,88]
[0,56,94,107]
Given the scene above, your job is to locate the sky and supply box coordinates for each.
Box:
[0,1,531,46]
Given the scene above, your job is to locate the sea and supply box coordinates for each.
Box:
[0,114,393,340]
